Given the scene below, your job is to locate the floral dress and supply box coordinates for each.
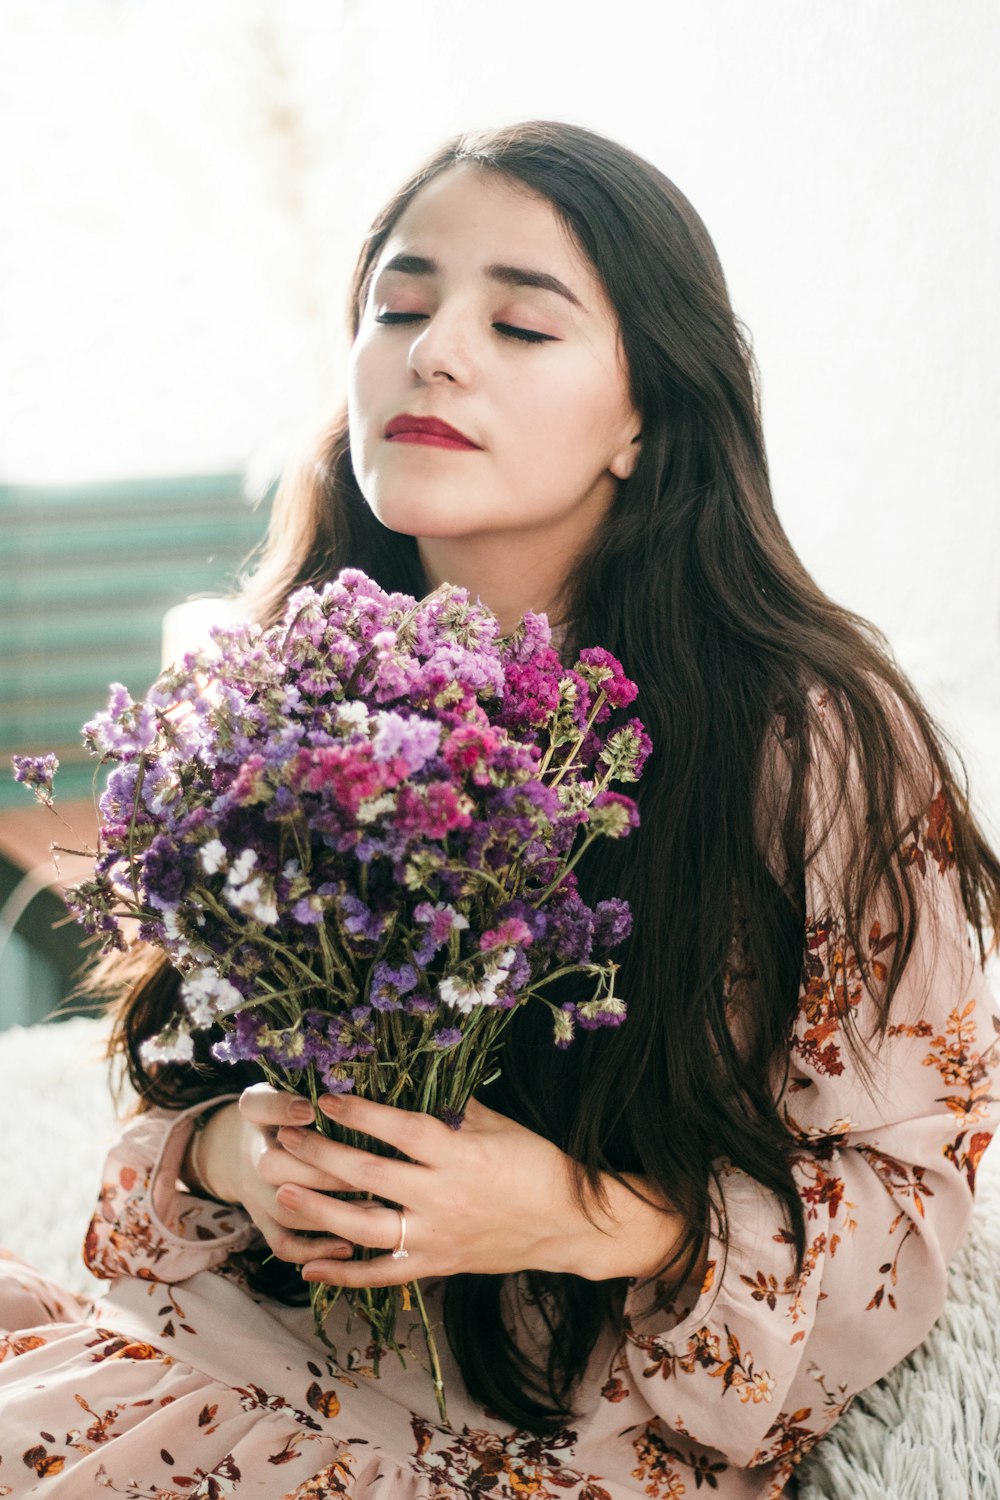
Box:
[2,690,998,1500]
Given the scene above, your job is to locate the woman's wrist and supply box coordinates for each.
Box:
[181,1101,241,1204]
[554,1171,695,1283]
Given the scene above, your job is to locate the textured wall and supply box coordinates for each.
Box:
[3,0,997,818]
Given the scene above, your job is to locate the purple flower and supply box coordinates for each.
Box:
[369,960,418,1012]
[213,1009,266,1065]
[336,893,388,943]
[142,834,186,908]
[320,1073,356,1095]
[432,1027,463,1050]
[291,897,324,925]
[372,711,441,772]
[82,682,159,758]
[593,898,633,948]
[625,718,653,777]
[497,655,563,730]
[499,611,553,664]
[11,753,59,807]
[547,891,595,965]
[589,790,640,838]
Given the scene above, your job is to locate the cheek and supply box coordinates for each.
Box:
[511,366,624,481]
[346,345,385,478]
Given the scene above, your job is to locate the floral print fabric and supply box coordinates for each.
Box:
[2,687,998,1498]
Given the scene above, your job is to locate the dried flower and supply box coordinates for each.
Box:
[14,570,650,1424]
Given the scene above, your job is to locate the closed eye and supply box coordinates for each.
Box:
[374,312,556,344]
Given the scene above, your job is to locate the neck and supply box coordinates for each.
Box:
[417,533,577,635]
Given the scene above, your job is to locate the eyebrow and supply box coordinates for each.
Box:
[374,253,585,310]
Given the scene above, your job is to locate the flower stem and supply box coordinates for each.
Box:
[412,1278,449,1427]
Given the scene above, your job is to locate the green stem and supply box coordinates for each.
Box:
[530,829,600,906]
[127,752,147,905]
[548,687,609,788]
[412,1278,449,1427]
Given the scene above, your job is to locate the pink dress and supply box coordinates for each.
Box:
[2,691,998,1499]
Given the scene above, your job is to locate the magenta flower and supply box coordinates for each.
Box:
[577,646,639,709]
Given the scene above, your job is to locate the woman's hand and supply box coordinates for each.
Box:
[189,1085,358,1267]
[268,1092,689,1288]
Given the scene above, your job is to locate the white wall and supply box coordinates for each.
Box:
[2,0,997,820]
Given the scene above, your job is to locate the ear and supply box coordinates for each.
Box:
[609,430,642,481]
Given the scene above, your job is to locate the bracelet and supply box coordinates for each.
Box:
[187,1102,234,1203]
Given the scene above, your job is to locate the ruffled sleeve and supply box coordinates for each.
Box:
[621,688,1000,1470]
[83,1095,261,1284]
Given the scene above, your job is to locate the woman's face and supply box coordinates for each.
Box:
[347,163,641,573]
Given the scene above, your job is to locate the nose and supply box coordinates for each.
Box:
[407,308,474,386]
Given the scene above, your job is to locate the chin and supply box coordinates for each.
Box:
[366,489,479,540]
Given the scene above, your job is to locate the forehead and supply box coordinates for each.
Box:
[375,163,605,307]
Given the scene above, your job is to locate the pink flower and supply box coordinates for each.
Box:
[479,918,534,952]
[577,647,639,709]
[289,744,388,814]
[442,723,501,785]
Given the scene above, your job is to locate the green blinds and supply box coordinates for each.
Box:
[0,474,271,807]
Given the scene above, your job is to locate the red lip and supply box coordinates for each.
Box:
[384,414,481,449]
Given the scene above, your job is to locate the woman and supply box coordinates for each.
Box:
[2,119,998,1499]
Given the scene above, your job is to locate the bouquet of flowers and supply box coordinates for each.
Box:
[14,568,650,1421]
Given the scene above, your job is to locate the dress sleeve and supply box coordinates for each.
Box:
[83,1094,261,1283]
[621,689,1000,1470]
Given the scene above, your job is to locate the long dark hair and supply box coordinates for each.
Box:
[107,120,1000,1430]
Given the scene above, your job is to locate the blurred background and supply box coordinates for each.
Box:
[2,0,998,1027]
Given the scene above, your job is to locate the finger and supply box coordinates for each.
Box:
[277,1127,425,1203]
[241,1082,315,1128]
[256,1141,355,1195]
[318,1093,453,1165]
[301,1253,424,1289]
[267,1230,354,1265]
[260,1213,355,1266]
[274,1184,403,1252]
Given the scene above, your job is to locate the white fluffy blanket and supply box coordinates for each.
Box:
[1,1015,998,1498]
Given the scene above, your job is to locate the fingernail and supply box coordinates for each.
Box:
[276,1184,301,1207]
[318,1095,345,1116]
[278,1126,302,1146]
[288,1101,313,1122]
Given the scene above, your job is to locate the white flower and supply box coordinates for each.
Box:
[414,900,469,932]
[223,849,278,924]
[553,1009,575,1046]
[199,838,228,875]
[357,792,396,825]
[180,966,245,1026]
[225,875,279,926]
[438,962,507,1015]
[336,701,369,729]
[140,1025,195,1064]
[228,848,258,884]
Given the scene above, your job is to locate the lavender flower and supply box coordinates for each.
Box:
[11,753,59,807]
